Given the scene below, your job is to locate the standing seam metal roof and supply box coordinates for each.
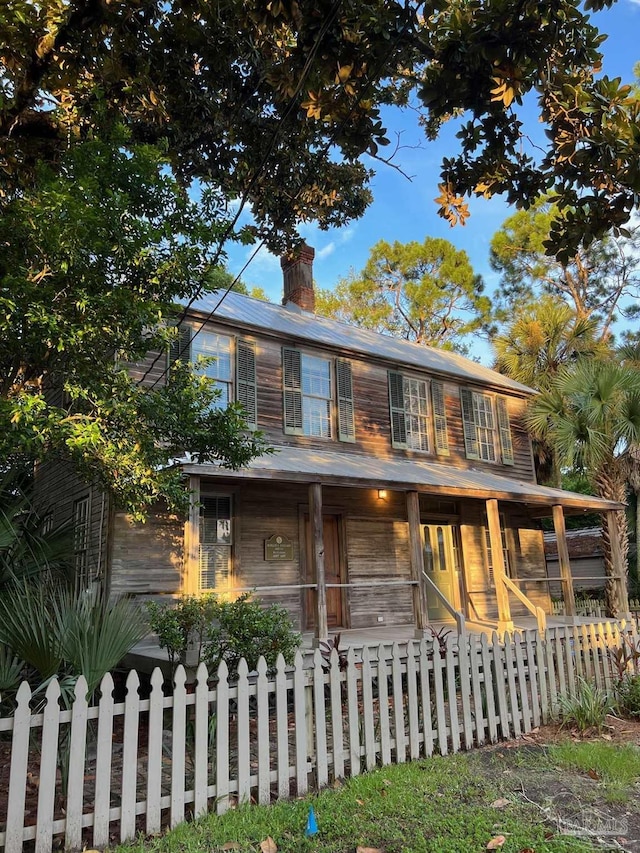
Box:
[187,290,534,395]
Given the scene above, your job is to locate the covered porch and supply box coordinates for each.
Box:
[182,447,629,644]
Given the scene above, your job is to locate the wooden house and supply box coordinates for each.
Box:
[35,246,629,640]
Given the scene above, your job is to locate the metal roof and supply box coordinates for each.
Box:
[188,290,534,396]
[181,446,621,512]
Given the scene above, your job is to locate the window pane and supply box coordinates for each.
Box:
[192,332,232,381]
[301,354,331,437]
[302,355,331,398]
[303,396,331,438]
[473,393,496,462]
[403,377,430,451]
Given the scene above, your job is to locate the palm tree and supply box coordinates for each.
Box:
[526,360,640,615]
[493,297,604,486]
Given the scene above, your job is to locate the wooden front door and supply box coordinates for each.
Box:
[423,523,458,621]
[305,514,345,630]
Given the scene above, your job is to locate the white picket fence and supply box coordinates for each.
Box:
[0,621,636,853]
[551,598,640,617]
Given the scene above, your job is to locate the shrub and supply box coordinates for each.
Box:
[146,594,217,668]
[558,676,612,732]
[204,593,301,678]
[615,674,640,719]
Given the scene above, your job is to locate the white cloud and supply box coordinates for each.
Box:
[317,241,337,260]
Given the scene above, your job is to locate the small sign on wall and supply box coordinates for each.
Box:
[265,534,294,561]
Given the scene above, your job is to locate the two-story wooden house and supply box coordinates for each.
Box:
[36,245,629,640]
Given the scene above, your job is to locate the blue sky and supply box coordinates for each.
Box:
[225,2,640,362]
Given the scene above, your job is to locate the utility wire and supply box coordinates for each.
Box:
[146,2,416,391]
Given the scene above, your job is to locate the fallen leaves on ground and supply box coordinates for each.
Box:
[260,838,277,853]
[220,844,241,851]
[356,847,383,853]
[487,835,506,849]
[490,798,511,809]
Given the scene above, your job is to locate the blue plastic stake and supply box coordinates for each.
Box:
[305,805,319,837]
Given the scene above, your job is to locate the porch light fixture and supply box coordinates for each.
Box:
[377,489,388,500]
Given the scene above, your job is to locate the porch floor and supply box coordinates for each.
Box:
[123,613,608,675]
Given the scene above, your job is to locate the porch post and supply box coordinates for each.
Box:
[184,474,201,595]
[552,504,577,622]
[406,490,428,634]
[486,498,513,634]
[309,481,328,642]
[605,510,631,619]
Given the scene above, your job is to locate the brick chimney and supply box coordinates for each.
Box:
[281,243,315,312]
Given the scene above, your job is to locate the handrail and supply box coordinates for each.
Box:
[502,575,547,634]
[422,571,466,637]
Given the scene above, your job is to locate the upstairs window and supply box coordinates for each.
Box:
[169,325,257,428]
[388,372,449,455]
[283,348,355,441]
[460,388,514,465]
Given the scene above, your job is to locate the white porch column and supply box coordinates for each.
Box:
[184,474,201,594]
[486,498,513,634]
[552,504,577,622]
[309,482,328,642]
[406,490,428,634]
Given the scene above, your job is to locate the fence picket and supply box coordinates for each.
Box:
[406,642,420,760]
[503,634,521,739]
[312,649,329,787]
[257,657,271,805]
[5,682,32,853]
[563,628,576,697]
[35,679,61,853]
[275,655,290,797]
[193,663,209,818]
[513,634,531,734]
[215,661,231,814]
[580,625,592,680]
[120,670,141,842]
[361,646,376,771]
[545,630,559,716]
[480,634,498,743]
[469,638,485,746]
[457,635,474,749]
[93,672,115,848]
[346,647,361,776]
[571,626,583,680]
[170,667,187,827]
[535,631,549,725]
[293,650,309,793]
[236,659,251,805]
[392,643,406,763]
[432,645,448,755]
[492,633,510,739]
[146,668,164,832]
[445,640,461,753]
[418,639,434,757]
[377,646,392,765]
[64,676,89,852]
[553,628,567,701]
[589,624,604,690]
[524,632,541,730]
[602,623,614,692]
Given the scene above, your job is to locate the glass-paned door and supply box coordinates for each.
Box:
[423,523,458,621]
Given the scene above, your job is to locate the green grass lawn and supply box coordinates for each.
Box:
[116,755,596,853]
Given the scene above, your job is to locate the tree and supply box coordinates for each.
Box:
[0,133,266,514]
[317,238,491,353]
[2,1,640,255]
[493,296,606,485]
[490,199,640,341]
[527,360,640,615]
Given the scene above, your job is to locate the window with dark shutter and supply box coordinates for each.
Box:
[431,380,449,456]
[336,359,355,442]
[236,339,257,429]
[388,371,407,448]
[460,387,480,460]
[168,323,192,368]
[496,396,514,465]
[282,347,303,434]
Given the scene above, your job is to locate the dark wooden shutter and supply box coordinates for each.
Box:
[282,347,303,434]
[236,339,257,429]
[388,371,407,448]
[431,380,449,456]
[168,323,191,368]
[336,359,355,443]
[496,396,514,465]
[460,388,480,460]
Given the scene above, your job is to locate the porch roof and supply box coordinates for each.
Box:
[181,447,623,514]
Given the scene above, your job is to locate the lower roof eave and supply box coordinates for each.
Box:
[179,460,624,514]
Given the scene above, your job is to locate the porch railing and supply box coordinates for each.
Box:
[422,571,466,636]
[502,575,547,634]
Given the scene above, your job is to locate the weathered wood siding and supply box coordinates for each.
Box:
[109,505,185,598]
[130,317,537,484]
[32,460,109,585]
